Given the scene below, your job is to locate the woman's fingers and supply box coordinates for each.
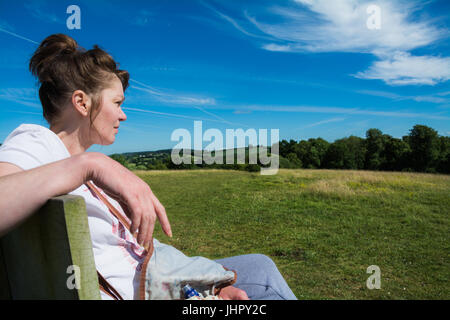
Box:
[90,153,171,246]
[151,193,172,237]
[137,206,150,246]
[218,286,249,300]
[124,189,171,248]
[145,213,155,249]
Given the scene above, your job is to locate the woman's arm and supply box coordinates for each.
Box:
[0,153,89,236]
[0,152,172,247]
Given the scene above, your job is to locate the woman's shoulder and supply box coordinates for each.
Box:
[1,123,59,152]
[0,123,69,170]
[3,123,51,141]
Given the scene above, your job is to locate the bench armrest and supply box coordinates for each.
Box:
[0,195,100,300]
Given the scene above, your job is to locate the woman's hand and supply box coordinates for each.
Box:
[83,152,172,249]
[219,286,249,300]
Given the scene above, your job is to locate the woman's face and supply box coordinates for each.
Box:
[91,77,127,145]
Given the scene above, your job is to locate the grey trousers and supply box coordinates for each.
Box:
[215,254,297,300]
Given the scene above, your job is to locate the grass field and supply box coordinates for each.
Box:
[134,169,449,299]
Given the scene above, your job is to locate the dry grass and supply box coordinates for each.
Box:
[267,169,449,198]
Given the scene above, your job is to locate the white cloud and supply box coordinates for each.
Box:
[206,0,450,86]
[237,0,446,54]
[413,96,448,104]
[354,52,450,85]
[262,43,292,52]
[283,0,443,54]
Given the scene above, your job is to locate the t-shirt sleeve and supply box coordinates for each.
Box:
[0,129,55,170]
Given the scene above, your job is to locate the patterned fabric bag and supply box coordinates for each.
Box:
[142,238,235,300]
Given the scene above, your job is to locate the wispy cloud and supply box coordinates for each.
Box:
[199,0,274,41]
[233,110,252,115]
[203,0,450,86]
[0,19,16,32]
[123,106,235,124]
[0,26,39,45]
[237,103,450,120]
[129,79,250,127]
[303,117,346,128]
[131,9,154,27]
[1,110,41,116]
[0,88,42,117]
[192,105,248,127]
[357,89,450,104]
[130,79,216,106]
[0,88,41,108]
[124,104,248,127]
[24,1,64,24]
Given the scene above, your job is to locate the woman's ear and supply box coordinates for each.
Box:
[71,90,91,117]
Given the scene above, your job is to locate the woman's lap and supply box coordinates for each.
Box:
[215,254,297,300]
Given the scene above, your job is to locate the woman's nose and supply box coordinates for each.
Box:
[119,108,127,121]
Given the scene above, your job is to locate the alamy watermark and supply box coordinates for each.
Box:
[66,264,81,290]
[66,5,81,30]
[170,121,279,175]
[366,4,381,30]
[366,265,381,289]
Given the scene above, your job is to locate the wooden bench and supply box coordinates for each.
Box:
[0,195,100,299]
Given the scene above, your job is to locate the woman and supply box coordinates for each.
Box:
[0,34,296,300]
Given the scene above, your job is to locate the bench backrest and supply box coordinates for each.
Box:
[0,195,100,299]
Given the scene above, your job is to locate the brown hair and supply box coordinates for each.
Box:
[29,33,129,126]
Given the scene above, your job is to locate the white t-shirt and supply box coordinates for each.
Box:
[0,124,146,300]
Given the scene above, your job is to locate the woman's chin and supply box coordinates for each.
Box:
[99,136,115,146]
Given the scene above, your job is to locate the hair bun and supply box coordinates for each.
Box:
[29,34,81,81]
[43,33,78,54]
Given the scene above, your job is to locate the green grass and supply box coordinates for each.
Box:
[134,169,450,299]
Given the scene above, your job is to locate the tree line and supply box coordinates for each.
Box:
[278,124,449,173]
[109,124,449,174]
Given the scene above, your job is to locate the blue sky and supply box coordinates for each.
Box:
[0,0,449,155]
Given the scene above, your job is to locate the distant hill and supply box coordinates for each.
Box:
[113,146,270,160]
[109,146,274,172]
[120,149,173,157]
